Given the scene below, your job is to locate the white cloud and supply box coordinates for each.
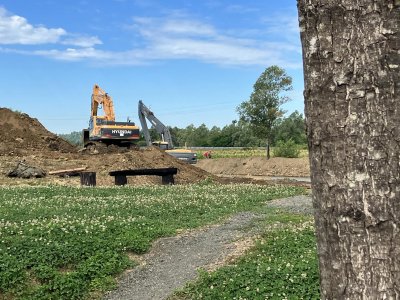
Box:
[0,7,301,68]
[0,7,66,44]
[125,16,302,68]
[0,7,102,47]
[225,4,259,14]
[262,11,301,39]
[0,46,147,66]
[33,47,111,61]
[148,37,272,65]
[133,17,216,38]
[162,19,216,36]
[61,35,102,47]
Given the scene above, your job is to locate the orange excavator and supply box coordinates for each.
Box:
[82,84,140,151]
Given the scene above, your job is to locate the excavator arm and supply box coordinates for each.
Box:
[137,100,197,163]
[138,100,173,149]
[91,84,115,121]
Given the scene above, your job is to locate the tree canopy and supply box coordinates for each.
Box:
[60,112,306,149]
[237,65,292,158]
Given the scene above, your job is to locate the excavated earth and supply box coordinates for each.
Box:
[196,156,310,178]
[0,108,212,186]
[0,108,310,186]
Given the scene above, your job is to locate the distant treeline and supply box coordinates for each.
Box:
[59,111,306,148]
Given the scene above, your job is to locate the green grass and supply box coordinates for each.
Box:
[171,212,320,300]
[196,148,309,159]
[0,184,305,299]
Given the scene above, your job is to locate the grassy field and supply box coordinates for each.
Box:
[195,148,309,159]
[0,183,307,299]
[171,212,320,299]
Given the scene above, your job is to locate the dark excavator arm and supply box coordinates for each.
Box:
[138,100,173,149]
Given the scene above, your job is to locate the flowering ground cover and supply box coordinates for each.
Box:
[171,213,320,300]
[0,184,304,299]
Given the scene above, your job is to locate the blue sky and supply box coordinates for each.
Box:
[0,0,303,134]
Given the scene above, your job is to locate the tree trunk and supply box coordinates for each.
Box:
[298,1,399,299]
[266,139,271,159]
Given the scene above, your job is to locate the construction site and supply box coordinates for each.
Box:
[0,104,310,187]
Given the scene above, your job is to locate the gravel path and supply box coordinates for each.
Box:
[267,195,314,215]
[104,196,312,300]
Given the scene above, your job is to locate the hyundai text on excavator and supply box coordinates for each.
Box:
[82,84,140,151]
[138,100,197,164]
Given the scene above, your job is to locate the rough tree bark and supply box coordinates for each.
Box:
[297,0,399,299]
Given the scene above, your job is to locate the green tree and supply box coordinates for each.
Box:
[180,124,196,147]
[58,131,82,146]
[169,126,181,147]
[273,111,307,145]
[233,120,262,147]
[237,65,292,158]
[213,121,237,147]
[208,126,223,146]
[193,124,210,146]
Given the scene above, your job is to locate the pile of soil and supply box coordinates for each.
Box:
[197,157,310,178]
[0,108,309,186]
[0,147,213,187]
[0,108,77,156]
[0,108,213,186]
[79,147,212,186]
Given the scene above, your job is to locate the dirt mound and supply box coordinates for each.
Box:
[197,157,310,177]
[0,147,212,186]
[0,108,309,187]
[0,108,77,156]
[81,147,212,185]
[0,108,214,186]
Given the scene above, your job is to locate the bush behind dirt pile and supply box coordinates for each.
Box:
[273,139,301,158]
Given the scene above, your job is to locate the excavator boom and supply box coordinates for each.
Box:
[91,84,115,121]
[138,100,197,164]
[138,100,173,149]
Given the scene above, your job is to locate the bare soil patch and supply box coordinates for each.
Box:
[197,156,310,178]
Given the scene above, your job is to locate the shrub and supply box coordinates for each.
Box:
[273,139,300,158]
